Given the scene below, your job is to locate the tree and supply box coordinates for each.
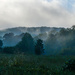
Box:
[63,59,75,71]
[3,33,15,47]
[3,33,14,39]
[45,33,58,55]
[35,39,45,55]
[71,25,75,30]
[3,47,15,54]
[0,40,3,48]
[16,33,35,53]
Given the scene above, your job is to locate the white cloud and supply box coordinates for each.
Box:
[0,0,75,29]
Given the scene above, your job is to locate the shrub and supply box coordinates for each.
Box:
[63,59,75,71]
[3,47,15,54]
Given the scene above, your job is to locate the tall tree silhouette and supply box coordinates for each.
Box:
[16,33,34,53]
[0,40,3,50]
[35,39,45,55]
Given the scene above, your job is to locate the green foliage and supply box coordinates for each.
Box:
[45,26,75,55]
[3,47,15,54]
[0,54,74,75]
[2,25,75,55]
[63,59,75,71]
[35,39,45,55]
[16,33,35,54]
[0,40,3,48]
[3,33,14,39]
[60,48,75,55]
[45,34,58,55]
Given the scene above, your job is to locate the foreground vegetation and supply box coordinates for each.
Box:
[0,54,75,75]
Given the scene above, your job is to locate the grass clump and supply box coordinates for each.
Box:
[63,59,75,71]
[0,54,74,75]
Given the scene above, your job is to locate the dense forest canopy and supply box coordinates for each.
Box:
[0,26,75,55]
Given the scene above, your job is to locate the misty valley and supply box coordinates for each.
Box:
[0,26,75,75]
[0,26,75,55]
[0,0,75,74]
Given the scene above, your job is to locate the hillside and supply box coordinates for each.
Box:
[0,27,62,37]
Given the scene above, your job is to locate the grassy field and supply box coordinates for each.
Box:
[0,54,75,75]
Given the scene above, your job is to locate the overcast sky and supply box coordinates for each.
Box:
[0,0,75,29]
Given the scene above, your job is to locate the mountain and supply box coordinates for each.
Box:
[0,26,63,47]
[0,27,62,37]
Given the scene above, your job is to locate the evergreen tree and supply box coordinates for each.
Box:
[35,39,45,55]
[16,33,34,53]
[0,40,3,48]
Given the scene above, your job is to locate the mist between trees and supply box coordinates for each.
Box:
[0,25,75,55]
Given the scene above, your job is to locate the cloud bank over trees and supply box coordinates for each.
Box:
[0,0,75,29]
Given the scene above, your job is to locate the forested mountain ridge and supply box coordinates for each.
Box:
[1,26,75,55]
[0,27,62,37]
[0,27,63,47]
